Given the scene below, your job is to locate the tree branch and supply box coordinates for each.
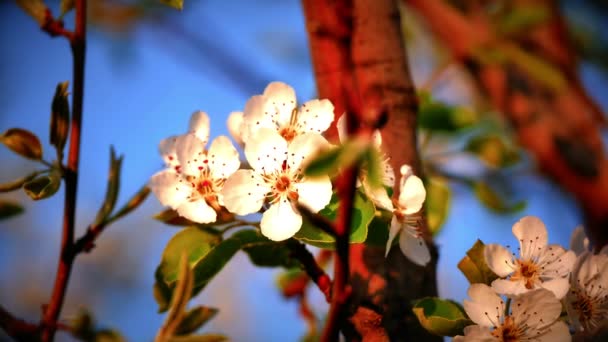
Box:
[287,240,333,302]
[0,305,39,342]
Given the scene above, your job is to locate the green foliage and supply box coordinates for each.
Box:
[1,128,43,160]
[93,147,123,227]
[294,191,375,248]
[50,81,70,158]
[362,146,384,189]
[425,177,451,236]
[304,138,369,178]
[472,180,526,214]
[457,239,499,285]
[412,297,472,337]
[23,169,62,200]
[15,0,47,25]
[496,5,550,35]
[70,309,126,342]
[465,134,520,168]
[157,254,195,342]
[418,93,478,133]
[174,307,218,335]
[0,171,41,192]
[159,0,184,11]
[0,200,24,220]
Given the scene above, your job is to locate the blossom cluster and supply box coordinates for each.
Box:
[149,82,431,265]
[455,216,608,341]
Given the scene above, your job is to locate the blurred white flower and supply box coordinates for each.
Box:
[454,283,570,342]
[239,81,335,144]
[385,165,430,266]
[484,216,576,299]
[569,225,608,255]
[226,111,245,146]
[336,115,395,211]
[149,111,240,223]
[221,128,332,241]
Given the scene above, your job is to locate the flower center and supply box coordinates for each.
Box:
[185,169,223,211]
[491,316,521,342]
[511,260,539,289]
[279,127,297,142]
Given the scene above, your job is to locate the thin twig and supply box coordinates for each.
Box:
[0,305,39,342]
[287,240,332,302]
[296,203,337,238]
[41,1,87,341]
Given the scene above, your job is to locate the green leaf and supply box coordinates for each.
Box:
[0,200,24,220]
[174,306,218,335]
[159,0,184,11]
[304,138,369,178]
[106,186,150,224]
[154,278,172,313]
[50,81,70,157]
[465,134,520,168]
[154,209,198,226]
[457,239,499,285]
[243,239,299,269]
[412,297,472,336]
[425,177,451,236]
[23,169,62,200]
[1,128,43,160]
[94,330,126,342]
[472,181,526,214]
[418,94,478,133]
[93,147,123,227]
[363,147,383,189]
[0,171,41,192]
[364,215,390,247]
[15,0,47,25]
[294,191,375,249]
[496,5,549,36]
[162,254,194,339]
[59,0,75,18]
[168,335,228,342]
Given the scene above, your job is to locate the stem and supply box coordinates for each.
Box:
[41,1,87,341]
[0,305,39,341]
[287,240,332,302]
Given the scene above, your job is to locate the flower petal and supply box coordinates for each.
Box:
[295,176,332,212]
[243,95,275,142]
[491,278,527,296]
[537,321,571,342]
[263,81,297,127]
[537,245,576,279]
[188,111,210,144]
[399,228,431,266]
[226,111,245,145]
[261,200,302,241]
[484,244,516,277]
[456,325,495,342]
[512,216,548,260]
[287,133,329,171]
[159,135,179,167]
[381,157,395,187]
[176,200,217,224]
[245,128,288,174]
[539,277,570,299]
[208,136,241,179]
[175,133,207,175]
[569,225,589,256]
[385,217,401,257]
[398,174,426,215]
[362,179,394,211]
[511,288,561,330]
[297,99,334,135]
[463,284,505,327]
[149,169,189,208]
[336,115,347,142]
[222,170,269,216]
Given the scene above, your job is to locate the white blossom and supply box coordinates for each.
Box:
[484,216,576,299]
[569,225,608,255]
[226,111,245,146]
[239,81,335,144]
[149,111,240,223]
[384,165,430,266]
[221,128,332,241]
[454,283,570,342]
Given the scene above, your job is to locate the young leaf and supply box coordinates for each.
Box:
[304,138,369,178]
[363,147,383,189]
[60,0,75,18]
[457,239,499,285]
[418,95,478,133]
[0,200,24,220]
[472,181,526,213]
[412,297,472,336]
[23,169,62,200]
[294,191,375,249]
[465,134,520,168]
[154,209,198,226]
[157,254,194,342]
[174,306,218,335]
[93,147,123,227]
[105,185,151,225]
[160,0,184,11]
[0,171,41,192]
[1,128,43,160]
[15,0,47,25]
[425,177,451,236]
[50,81,70,156]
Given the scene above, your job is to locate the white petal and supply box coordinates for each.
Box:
[175,133,207,175]
[491,278,528,296]
[512,216,548,260]
[371,130,383,149]
[222,170,269,216]
[381,157,395,187]
[149,169,189,208]
[538,245,576,279]
[569,225,589,256]
[295,176,333,212]
[226,111,245,145]
[397,175,426,215]
[362,179,394,211]
[176,200,216,224]
[261,200,302,241]
[188,111,210,144]
[511,288,561,330]
[386,217,401,257]
[159,135,179,167]
[537,321,571,342]
[484,244,516,277]
[458,325,495,341]
[208,136,241,179]
[463,284,505,327]
[287,133,329,171]
[243,95,275,142]
[263,81,297,126]
[336,115,347,142]
[399,228,431,266]
[539,278,570,299]
[297,99,334,135]
[245,128,288,174]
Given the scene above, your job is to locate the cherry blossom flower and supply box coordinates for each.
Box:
[336,115,395,211]
[149,111,240,223]
[221,128,332,241]
[239,81,335,144]
[226,111,245,146]
[454,283,570,342]
[569,225,608,255]
[565,250,608,336]
[384,165,430,266]
[484,216,576,299]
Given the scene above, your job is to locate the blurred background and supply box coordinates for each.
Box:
[0,0,606,341]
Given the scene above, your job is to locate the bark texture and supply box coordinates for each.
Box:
[303,0,440,340]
